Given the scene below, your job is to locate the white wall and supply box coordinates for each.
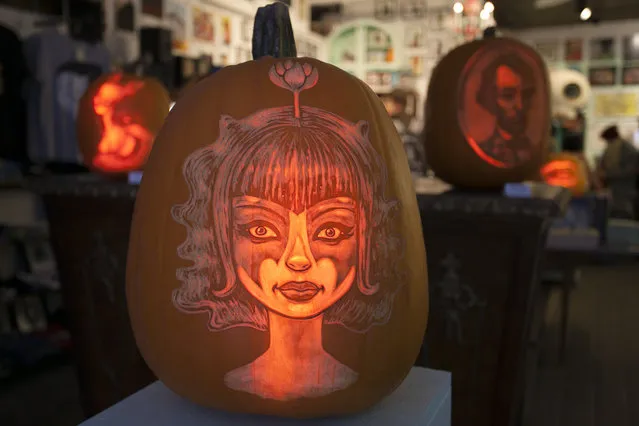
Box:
[515,20,639,165]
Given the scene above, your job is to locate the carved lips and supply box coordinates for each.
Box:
[276,281,324,303]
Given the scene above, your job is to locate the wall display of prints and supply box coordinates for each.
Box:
[622,66,639,85]
[534,40,559,62]
[622,34,639,61]
[166,0,188,52]
[593,92,638,117]
[564,38,583,61]
[589,67,616,86]
[192,6,214,42]
[590,38,616,61]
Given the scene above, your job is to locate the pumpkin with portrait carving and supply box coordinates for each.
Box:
[540,152,590,196]
[76,73,170,174]
[126,59,428,418]
[424,37,551,189]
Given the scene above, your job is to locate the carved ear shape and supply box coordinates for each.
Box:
[219,115,237,133]
[356,120,370,139]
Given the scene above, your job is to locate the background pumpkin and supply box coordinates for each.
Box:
[126,2,427,419]
[540,152,591,196]
[76,73,170,174]
[423,37,551,189]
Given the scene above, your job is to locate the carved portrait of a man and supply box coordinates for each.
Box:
[458,45,546,169]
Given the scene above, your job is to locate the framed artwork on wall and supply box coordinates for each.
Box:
[588,67,617,86]
[622,35,639,61]
[142,0,163,18]
[622,66,639,85]
[242,17,252,42]
[374,0,399,20]
[534,40,559,62]
[564,39,583,61]
[405,26,424,48]
[590,38,616,61]
[400,0,427,19]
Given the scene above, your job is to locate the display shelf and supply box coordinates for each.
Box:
[328,17,464,126]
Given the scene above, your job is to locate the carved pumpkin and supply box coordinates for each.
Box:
[126,3,428,419]
[424,37,551,189]
[540,152,590,196]
[76,73,170,174]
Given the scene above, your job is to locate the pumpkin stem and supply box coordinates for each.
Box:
[252,2,298,60]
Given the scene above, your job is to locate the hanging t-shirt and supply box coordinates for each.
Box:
[0,25,28,165]
[24,28,110,165]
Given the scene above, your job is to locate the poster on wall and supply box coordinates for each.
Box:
[590,38,616,61]
[564,39,583,61]
[410,56,424,76]
[622,66,639,85]
[593,93,638,117]
[622,35,639,61]
[167,0,188,52]
[534,40,559,62]
[405,26,424,48]
[242,17,252,42]
[192,7,214,42]
[114,0,135,31]
[589,67,617,86]
[221,17,232,45]
[141,0,163,18]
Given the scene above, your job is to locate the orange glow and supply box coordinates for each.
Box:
[458,43,547,169]
[170,60,402,401]
[540,154,590,196]
[541,160,579,188]
[92,74,153,173]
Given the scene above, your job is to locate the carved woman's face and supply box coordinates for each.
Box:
[232,195,358,319]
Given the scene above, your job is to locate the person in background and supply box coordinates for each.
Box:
[597,125,639,218]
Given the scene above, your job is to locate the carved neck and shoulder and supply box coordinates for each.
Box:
[224,312,358,401]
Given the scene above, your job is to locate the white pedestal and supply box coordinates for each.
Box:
[80,367,451,426]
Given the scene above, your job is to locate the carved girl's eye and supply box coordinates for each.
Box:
[240,221,280,242]
[313,223,354,244]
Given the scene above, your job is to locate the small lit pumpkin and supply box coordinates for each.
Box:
[76,73,170,174]
[424,37,551,189]
[126,3,428,419]
[540,152,590,196]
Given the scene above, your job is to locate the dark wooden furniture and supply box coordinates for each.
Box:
[28,175,155,418]
[415,183,569,426]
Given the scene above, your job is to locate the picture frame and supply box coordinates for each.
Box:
[400,0,427,19]
[622,34,639,61]
[590,38,616,61]
[534,40,559,62]
[405,25,424,48]
[564,39,583,61]
[242,16,252,42]
[374,0,399,20]
[622,66,639,85]
[588,67,617,86]
[367,28,390,50]
[410,56,424,76]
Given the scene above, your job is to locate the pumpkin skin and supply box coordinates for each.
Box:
[126,57,428,418]
[540,152,590,196]
[76,73,170,174]
[424,37,551,189]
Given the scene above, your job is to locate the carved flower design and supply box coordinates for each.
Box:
[269,60,319,92]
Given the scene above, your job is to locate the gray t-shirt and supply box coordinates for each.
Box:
[24,28,110,164]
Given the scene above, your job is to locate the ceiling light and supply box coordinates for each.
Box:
[453,2,464,14]
[480,9,491,20]
[483,1,495,13]
[579,7,591,21]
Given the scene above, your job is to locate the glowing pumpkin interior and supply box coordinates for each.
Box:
[77,73,170,174]
[458,43,547,169]
[540,154,590,196]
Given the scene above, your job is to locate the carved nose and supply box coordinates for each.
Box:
[286,255,311,271]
